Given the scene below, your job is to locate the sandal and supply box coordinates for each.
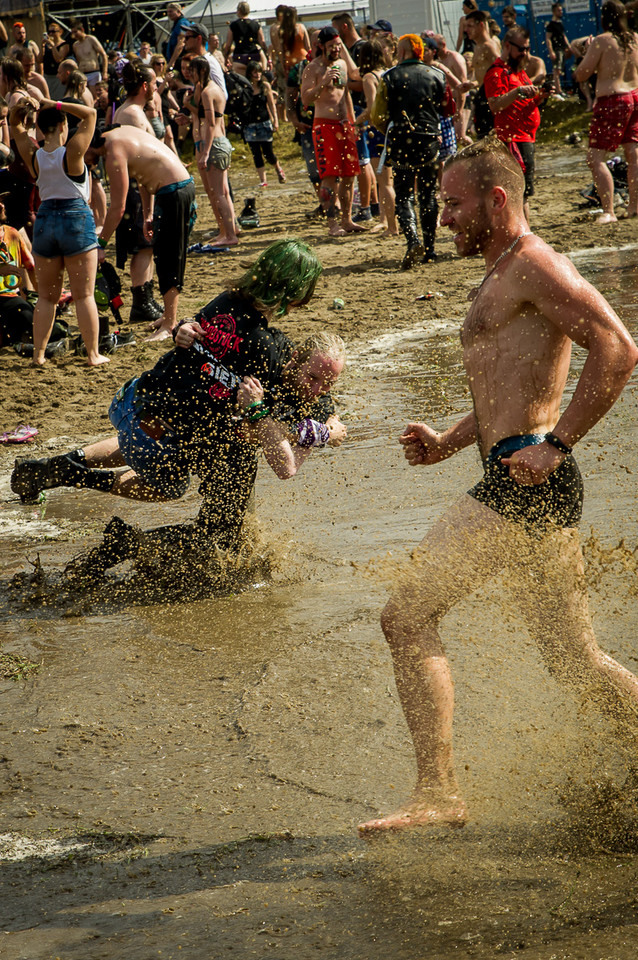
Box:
[0,425,38,444]
[276,165,286,183]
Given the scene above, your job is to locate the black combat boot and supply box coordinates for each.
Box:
[129,284,162,324]
[396,196,424,270]
[11,450,115,503]
[143,279,164,318]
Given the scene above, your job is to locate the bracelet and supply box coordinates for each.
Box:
[56,101,62,111]
[244,400,265,413]
[171,317,192,341]
[545,432,572,455]
[247,406,270,423]
[97,236,107,248]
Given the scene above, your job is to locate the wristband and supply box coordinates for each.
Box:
[545,432,572,456]
[56,101,62,111]
[247,406,270,423]
[97,236,107,248]
[297,418,330,448]
[244,400,265,413]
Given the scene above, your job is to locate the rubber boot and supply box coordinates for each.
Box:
[11,450,115,503]
[129,284,162,324]
[396,196,424,270]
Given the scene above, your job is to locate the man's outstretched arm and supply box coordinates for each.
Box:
[400,413,477,466]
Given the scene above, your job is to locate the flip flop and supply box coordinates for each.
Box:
[0,425,38,444]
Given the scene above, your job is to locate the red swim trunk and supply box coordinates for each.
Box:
[312,119,360,180]
[589,90,638,150]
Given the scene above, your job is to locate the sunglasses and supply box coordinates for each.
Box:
[510,41,530,52]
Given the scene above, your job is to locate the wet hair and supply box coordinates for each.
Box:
[233,239,323,317]
[65,69,87,98]
[38,103,66,133]
[465,9,489,24]
[189,55,210,84]
[280,6,298,51]
[443,135,525,205]
[399,34,424,60]
[358,39,385,75]
[295,331,346,366]
[601,0,636,51]
[121,59,154,96]
[0,57,26,91]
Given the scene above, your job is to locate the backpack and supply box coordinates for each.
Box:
[224,71,254,133]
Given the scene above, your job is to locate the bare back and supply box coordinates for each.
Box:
[461,235,622,456]
[104,126,189,194]
[113,100,155,136]
[579,32,638,96]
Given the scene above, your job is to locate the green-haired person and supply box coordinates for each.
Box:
[12,239,347,556]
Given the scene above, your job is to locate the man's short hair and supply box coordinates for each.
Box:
[503,5,517,15]
[296,332,346,367]
[465,9,489,24]
[551,2,562,11]
[331,13,354,30]
[444,135,525,205]
[505,26,529,44]
[70,20,85,31]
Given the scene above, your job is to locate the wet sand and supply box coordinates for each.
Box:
[1,142,638,959]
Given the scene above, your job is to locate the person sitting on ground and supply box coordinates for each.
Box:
[11,239,347,558]
[10,98,109,366]
[574,0,638,222]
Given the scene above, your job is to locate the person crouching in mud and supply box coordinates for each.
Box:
[11,239,347,572]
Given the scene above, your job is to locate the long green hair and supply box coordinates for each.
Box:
[234,239,322,317]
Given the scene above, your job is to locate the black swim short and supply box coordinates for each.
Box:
[153,178,196,296]
[468,434,583,531]
[115,182,153,270]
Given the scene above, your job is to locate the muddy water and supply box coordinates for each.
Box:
[1,250,638,959]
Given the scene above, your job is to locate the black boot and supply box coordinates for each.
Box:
[396,196,424,270]
[129,284,162,324]
[143,279,164,319]
[11,450,115,503]
[420,187,439,263]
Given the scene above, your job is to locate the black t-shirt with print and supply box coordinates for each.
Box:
[135,292,279,444]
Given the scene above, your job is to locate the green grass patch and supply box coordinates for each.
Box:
[0,652,40,682]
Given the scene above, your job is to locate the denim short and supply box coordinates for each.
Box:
[108,378,191,499]
[33,197,98,258]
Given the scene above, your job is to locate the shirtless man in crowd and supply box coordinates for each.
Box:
[87,126,195,341]
[301,25,363,236]
[465,10,500,137]
[70,21,107,89]
[433,33,471,142]
[574,0,638,222]
[359,138,638,835]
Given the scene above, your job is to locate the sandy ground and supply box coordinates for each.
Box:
[2,134,638,959]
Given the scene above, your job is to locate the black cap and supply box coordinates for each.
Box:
[317,26,339,45]
[371,19,393,33]
[181,20,208,41]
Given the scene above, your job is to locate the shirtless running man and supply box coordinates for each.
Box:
[464,10,500,138]
[359,137,638,835]
[87,126,195,341]
[574,0,638,222]
[301,25,363,236]
[70,21,107,90]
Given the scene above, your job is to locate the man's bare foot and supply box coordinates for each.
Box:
[144,327,172,342]
[31,358,46,367]
[87,353,110,366]
[596,212,618,224]
[342,220,367,233]
[210,236,239,248]
[328,223,348,237]
[358,792,467,836]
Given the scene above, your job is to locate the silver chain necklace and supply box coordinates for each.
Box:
[468,233,529,301]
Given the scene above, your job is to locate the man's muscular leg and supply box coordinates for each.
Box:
[359,495,512,835]
[512,526,638,734]
[319,176,347,236]
[338,176,365,233]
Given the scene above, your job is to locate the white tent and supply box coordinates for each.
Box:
[181,0,370,32]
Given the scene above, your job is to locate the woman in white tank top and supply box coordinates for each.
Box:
[10,97,107,365]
